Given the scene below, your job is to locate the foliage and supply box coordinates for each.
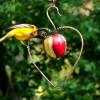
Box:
[0,0,100,100]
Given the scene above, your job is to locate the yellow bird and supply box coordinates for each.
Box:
[0,24,43,42]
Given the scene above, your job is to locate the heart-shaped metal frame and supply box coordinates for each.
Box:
[26,4,84,88]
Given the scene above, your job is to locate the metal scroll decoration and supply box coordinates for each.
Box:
[27,1,84,88]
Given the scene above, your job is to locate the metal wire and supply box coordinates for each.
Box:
[46,5,61,30]
[26,42,56,87]
[21,4,84,88]
[57,26,84,67]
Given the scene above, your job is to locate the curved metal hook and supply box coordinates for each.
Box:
[46,5,61,30]
[38,27,52,33]
[23,26,83,88]
[57,26,84,67]
[26,42,56,87]
[25,41,65,88]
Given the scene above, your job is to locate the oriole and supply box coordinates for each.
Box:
[0,24,43,42]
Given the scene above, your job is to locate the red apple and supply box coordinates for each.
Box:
[43,34,67,58]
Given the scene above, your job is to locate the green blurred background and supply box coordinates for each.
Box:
[0,0,100,100]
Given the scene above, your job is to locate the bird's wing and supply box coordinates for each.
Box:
[8,24,34,30]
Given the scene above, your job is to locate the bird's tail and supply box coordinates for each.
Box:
[0,32,12,43]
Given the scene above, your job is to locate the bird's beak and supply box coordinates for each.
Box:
[34,31,38,37]
[36,29,47,39]
[31,29,47,39]
[31,30,38,38]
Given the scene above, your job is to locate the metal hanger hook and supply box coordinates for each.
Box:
[57,26,84,68]
[46,5,61,30]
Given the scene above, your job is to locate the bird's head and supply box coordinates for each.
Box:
[31,28,47,39]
